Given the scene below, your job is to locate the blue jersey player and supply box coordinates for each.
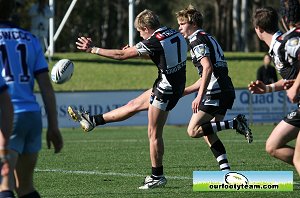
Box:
[0,1,63,197]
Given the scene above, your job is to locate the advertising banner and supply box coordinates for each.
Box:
[36,89,297,128]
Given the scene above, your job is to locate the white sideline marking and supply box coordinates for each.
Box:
[35,168,191,180]
[50,139,266,143]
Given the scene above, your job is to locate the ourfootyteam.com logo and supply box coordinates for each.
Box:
[225,172,249,185]
[193,171,293,191]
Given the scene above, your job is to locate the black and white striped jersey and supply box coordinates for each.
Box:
[269,31,284,77]
[135,26,187,96]
[188,29,235,100]
[275,28,300,80]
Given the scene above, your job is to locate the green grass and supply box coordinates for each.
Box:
[45,52,274,92]
[34,52,290,197]
[35,124,299,197]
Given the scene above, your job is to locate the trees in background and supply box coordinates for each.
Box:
[16,0,280,52]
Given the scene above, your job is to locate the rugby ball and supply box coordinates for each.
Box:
[51,59,74,84]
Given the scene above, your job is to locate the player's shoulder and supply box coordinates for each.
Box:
[281,28,300,42]
[189,29,209,43]
[281,28,300,53]
[152,26,180,41]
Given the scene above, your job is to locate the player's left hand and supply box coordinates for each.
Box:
[46,128,63,153]
[76,37,94,53]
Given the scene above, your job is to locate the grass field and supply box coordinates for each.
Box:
[35,124,299,197]
[32,52,296,197]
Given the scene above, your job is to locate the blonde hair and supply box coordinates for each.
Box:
[134,9,160,30]
[176,5,203,27]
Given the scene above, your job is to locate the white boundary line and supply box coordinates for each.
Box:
[35,168,191,180]
[42,139,267,143]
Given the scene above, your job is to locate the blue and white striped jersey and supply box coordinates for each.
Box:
[0,22,48,113]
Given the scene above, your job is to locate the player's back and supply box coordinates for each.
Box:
[0,22,48,113]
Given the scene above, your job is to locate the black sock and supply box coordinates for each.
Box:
[210,140,230,171]
[151,166,163,177]
[0,190,15,198]
[19,191,40,198]
[92,114,106,126]
[202,122,214,135]
[233,119,237,129]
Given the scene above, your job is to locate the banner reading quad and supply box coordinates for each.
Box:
[35,89,297,128]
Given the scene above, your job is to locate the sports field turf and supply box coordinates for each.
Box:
[35,52,295,197]
[36,124,299,197]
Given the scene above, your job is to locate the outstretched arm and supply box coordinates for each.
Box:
[183,78,201,97]
[76,37,138,60]
[248,79,285,94]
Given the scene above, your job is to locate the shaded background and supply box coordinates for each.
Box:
[14,0,281,53]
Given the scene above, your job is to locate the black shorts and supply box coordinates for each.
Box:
[283,108,300,128]
[150,88,183,111]
[199,93,235,116]
[199,105,228,116]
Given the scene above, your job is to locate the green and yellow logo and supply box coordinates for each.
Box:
[193,171,293,191]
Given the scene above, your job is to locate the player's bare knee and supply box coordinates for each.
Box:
[265,143,276,157]
[147,128,156,140]
[187,127,203,138]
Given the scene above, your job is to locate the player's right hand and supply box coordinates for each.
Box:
[76,37,94,53]
[46,128,63,154]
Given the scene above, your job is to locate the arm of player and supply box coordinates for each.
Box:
[36,72,63,153]
[76,37,138,60]
[183,78,201,97]
[286,72,300,103]
[248,79,285,94]
[192,57,212,113]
